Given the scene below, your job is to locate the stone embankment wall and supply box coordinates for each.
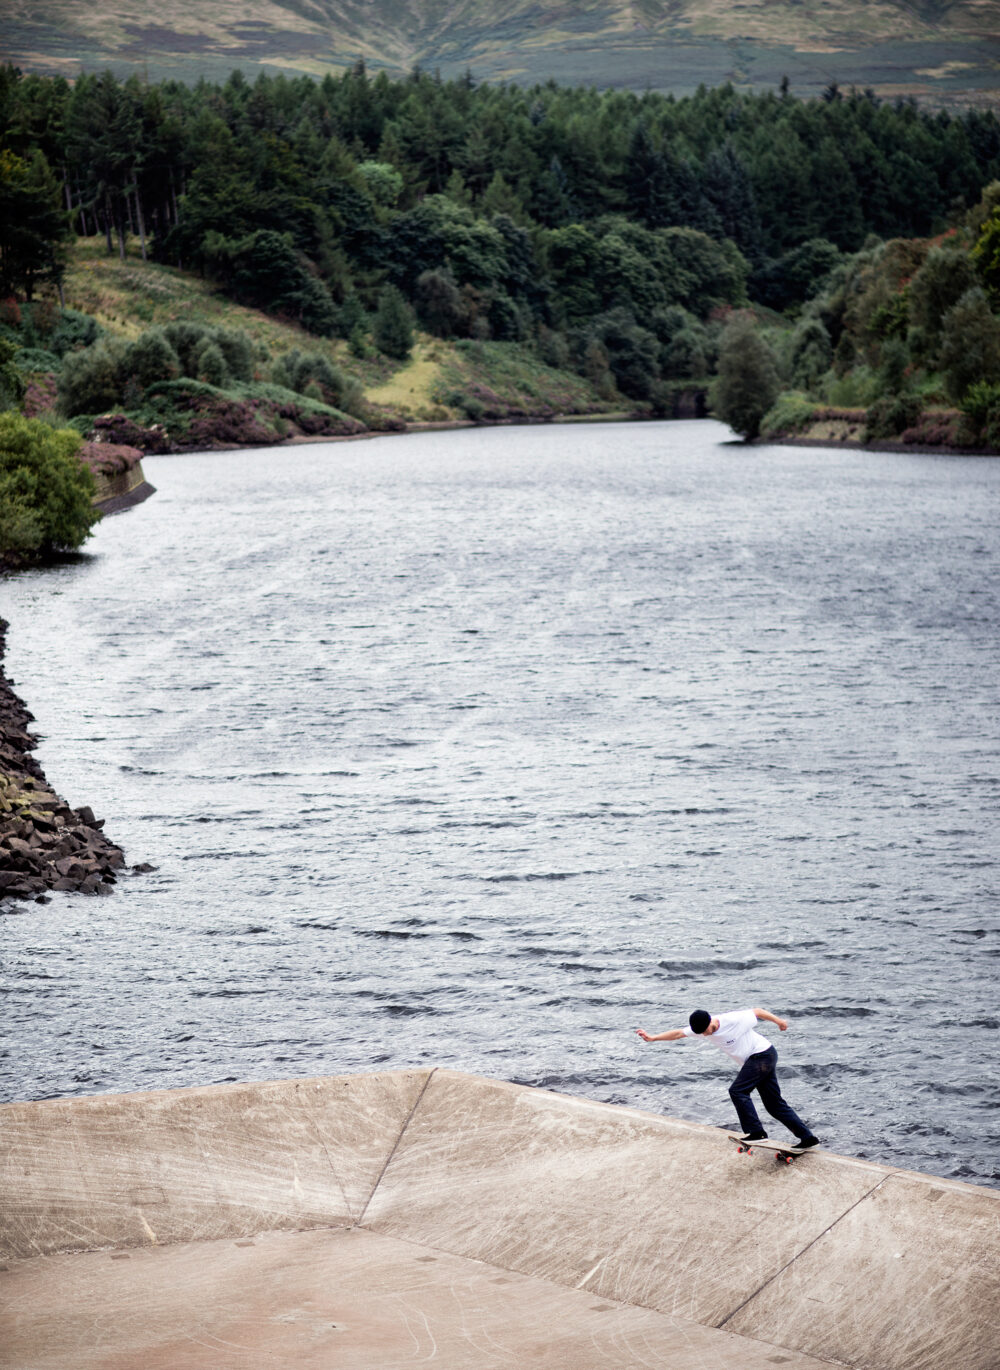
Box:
[0,618,126,903]
[78,439,155,512]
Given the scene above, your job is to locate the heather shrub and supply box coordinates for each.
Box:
[88,413,171,453]
[183,399,276,450]
[899,412,964,447]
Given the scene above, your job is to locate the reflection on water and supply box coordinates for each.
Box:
[1,421,998,1186]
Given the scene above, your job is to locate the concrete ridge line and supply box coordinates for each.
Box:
[296,1080,355,1222]
[715,1173,891,1330]
[354,1068,437,1229]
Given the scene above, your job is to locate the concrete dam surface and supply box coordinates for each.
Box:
[1,1070,996,1370]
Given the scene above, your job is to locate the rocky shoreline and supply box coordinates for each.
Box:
[0,619,128,906]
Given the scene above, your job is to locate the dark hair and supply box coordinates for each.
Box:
[689,1009,711,1034]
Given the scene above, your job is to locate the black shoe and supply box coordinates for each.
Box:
[742,1131,768,1141]
[796,1135,819,1149]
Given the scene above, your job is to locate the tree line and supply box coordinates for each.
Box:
[708,183,1000,447]
[2,58,1000,504]
[2,62,998,346]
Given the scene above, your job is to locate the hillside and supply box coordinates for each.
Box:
[40,236,624,439]
[3,0,998,105]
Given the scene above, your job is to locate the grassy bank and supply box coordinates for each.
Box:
[44,239,622,451]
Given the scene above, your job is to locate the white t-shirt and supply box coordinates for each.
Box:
[683,1009,771,1064]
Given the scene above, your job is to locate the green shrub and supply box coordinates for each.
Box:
[661,325,708,380]
[584,309,658,400]
[760,392,818,438]
[789,318,833,390]
[13,345,60,373]
[415,268,466,338]
[0,338,27,409]
[0,412,99,556]
[348,324,371,358]
[863,394,923,442]
[213,328,254,382]
[194,340,229,387]
[162,322,212,376]
[144,378,224,404]
[537,326,570,370]
[939,288,1000,403]
[876,337,911,397]
[820,367,880,407]
[486,291,523,342]
[270,349,363,414]
[372,285,414,360]
[123,329,181,390]
[58,338,128,416]
[338,294,368,339]
[49,309,103,356]
[908,247,978,357]
[833,330,855,377]
[959,379,1000,442]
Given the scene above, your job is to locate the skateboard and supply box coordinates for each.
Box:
[727,1132,812,1165]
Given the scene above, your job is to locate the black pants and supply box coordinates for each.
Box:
[729,1045,811,1139]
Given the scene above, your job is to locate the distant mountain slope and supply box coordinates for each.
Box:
[3,0,998,103]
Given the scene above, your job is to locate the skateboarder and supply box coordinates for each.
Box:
[636,1007,819,1147]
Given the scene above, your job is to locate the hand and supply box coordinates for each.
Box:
[636,1029,652,1042]
[776,1018,788,1031]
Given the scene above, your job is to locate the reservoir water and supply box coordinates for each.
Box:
[1,420,998,1187]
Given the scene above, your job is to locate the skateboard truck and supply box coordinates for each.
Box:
[728,1133,807,1165]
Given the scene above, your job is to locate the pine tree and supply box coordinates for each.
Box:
[0,148,70,300]
[372,284,414,359]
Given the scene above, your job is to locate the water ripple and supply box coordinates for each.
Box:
[1,422,998,1188]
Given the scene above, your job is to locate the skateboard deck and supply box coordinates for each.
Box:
[726,1132,813,1164]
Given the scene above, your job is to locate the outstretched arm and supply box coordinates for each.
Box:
[636,1028,687,1042]
[753,1007,789,1031]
